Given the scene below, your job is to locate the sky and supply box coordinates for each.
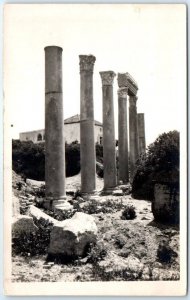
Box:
[4,4,187,146]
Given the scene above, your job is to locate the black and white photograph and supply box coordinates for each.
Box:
[3,3,187,296]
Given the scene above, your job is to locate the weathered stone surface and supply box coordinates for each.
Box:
[12,194,20,216]
[100,71,117,191]
[152,183,179,224]
[29,205,57,225]
[112,189,124,196]
[45,46,66,209]
[26,178,45,188]
[79,55,96,194]
[12,215,38,238]
[48,212,98,257]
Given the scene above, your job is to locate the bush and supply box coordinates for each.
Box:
[12,140,45,181]
[132,131,179,200]
[12,222,53,256]
[121,205,136,220]
[65,141,80,177]
[157,240,178,263]
[12,140,104,180]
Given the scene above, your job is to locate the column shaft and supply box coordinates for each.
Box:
[137,113,146,155]
[129,96,139,179]
[44,46,66,208]
[118,88,129,183]
[79,55,96,194]
[100,71,117,190]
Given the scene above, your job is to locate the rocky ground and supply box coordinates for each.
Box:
[12,171,180,282]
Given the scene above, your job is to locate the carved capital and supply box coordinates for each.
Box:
[79,55,96,72]
[129,95,138,106]
[100,71,116,86]
[118,72,138,96]
[118,87,128,99]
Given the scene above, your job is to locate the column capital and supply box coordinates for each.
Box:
[100,71,116,86]
[79,55,96,72]
[129,95,138,106]
[118,87,128,99]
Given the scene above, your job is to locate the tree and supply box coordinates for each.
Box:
[132,130,179,200]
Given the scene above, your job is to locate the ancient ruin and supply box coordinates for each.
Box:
[79,55,96,194]
[100,71,117,192]
[118,87,129,183]
[44,46,66,210]
[118,73,139,180]
[137,113,146,154]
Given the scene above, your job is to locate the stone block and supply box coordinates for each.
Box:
[152,183,179,224]
[48,212,98,257]
[12,215,38,238]
[29,205,57,226]
[112,189,124,196]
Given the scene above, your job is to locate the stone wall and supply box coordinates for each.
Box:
[19,120,102,145]
[152,183,179,224]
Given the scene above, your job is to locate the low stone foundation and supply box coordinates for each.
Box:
[152,182,179,224]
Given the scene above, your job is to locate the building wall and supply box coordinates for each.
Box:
[19,130,45,144]
[19,123,103,144]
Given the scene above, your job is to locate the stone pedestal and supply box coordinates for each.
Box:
[137,113,146,155]
[100,71,117,191]
[44,46,66,210]
[79,55,96,194]
[118,87,129,183]
[129,95,139,180]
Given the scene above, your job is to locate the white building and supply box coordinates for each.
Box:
[19,114,103,145]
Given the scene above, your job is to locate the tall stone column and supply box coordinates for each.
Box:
[100,71,117,191]
[129,95,139,180]
[118,87,129,183]
[44,46,66,209]
[79,55,96,194]
[137,113,146,155]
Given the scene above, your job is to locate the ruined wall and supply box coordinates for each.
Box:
[152,183,179,224]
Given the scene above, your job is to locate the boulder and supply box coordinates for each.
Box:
[48,212,98,257]
[12,215,38,238]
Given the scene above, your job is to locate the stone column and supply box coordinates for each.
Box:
[118,87,129,183]
[44,46,66,209]
[129,95,139,180]
[79,55,96,194]
[137,113,146,155]
[100,71,117,191]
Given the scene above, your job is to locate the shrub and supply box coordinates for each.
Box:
[12,140,45,181]
[121,205,136,220]
[132,131,179,200]
[65,141,80,177]
[12,140,104,180]
[12,222,53,256]
[157,240,178,263]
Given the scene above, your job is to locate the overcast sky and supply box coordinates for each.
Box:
[4,4,186,146]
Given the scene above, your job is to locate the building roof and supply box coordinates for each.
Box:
[64,114,102,126]
[20,115,102,135]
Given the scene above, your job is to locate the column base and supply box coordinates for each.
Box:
[100,187,117,196]
[43,196,67,211]
[81,190,99,200]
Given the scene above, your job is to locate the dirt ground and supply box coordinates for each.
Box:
[12,172,180,282]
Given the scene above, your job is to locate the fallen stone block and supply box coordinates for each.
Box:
[26,178,45,188]
[112,189,124,196]
[12,215,38,238]
[48,212,98,257]
[29,205,57,226]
